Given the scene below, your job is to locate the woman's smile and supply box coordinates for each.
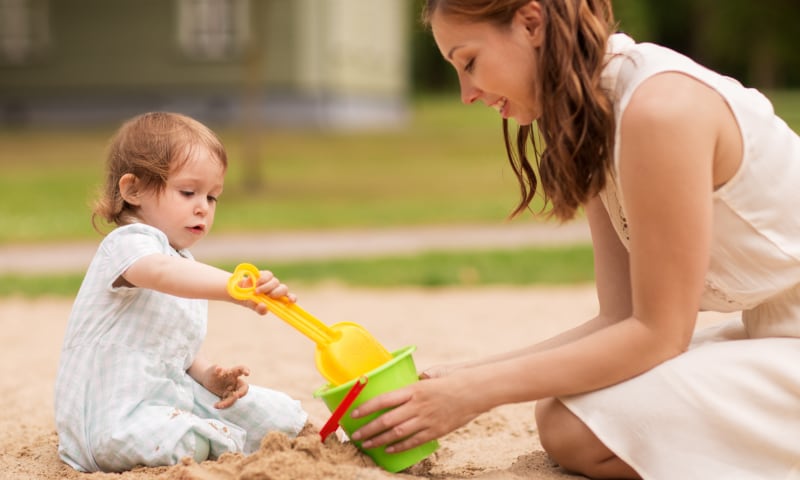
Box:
[489,97,509,118]
[431,8,542,126]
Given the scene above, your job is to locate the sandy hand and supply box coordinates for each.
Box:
[203,364,251,409]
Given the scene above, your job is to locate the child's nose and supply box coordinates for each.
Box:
[194,198,209,215]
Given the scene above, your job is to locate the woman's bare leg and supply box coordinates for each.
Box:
[535,398,641,479]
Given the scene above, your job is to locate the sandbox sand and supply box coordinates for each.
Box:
[0,285,728,480]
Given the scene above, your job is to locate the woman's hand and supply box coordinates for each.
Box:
[200,364,251,409]
[419,362,465,379]
[349,375,481,453]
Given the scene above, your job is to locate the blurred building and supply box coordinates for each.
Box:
[0,0,410,128]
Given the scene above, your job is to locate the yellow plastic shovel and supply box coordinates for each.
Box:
[227,263,393,385]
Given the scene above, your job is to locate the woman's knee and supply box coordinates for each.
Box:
[535,397,578,457]
[535,398,639,479]
[536,399,603,470]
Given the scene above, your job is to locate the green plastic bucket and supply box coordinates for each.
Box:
[313,345,439,472]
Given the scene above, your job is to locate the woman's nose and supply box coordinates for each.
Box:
[459,76,481,105]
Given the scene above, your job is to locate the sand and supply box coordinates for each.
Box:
[0,285,728,480]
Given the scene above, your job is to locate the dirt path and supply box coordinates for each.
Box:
[0,221,590,275]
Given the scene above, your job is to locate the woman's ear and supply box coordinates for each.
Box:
[517,1,545,47]
[118,173,140,205]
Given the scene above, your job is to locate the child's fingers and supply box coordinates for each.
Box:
[235,381,249,398]
[256,276,280,292]
[254,302,268,315]
[239,299,268,315]
[214,381,249,409]
[214,396,236,409]
[255,273,293,299]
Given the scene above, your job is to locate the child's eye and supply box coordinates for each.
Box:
[207,195,218,203]
[180,191,194,197]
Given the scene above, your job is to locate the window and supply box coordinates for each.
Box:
[0,0,49,64]
[176,0,250,61]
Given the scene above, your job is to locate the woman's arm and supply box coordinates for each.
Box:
[423,196,631,377]
[453,72,717,404]
[351,72,724,451]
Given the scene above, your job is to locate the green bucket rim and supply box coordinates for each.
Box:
[313,345,417,398]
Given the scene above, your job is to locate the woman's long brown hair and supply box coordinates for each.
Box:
[423,0,616,222]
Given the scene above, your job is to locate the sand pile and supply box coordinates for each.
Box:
[169,428,386,480]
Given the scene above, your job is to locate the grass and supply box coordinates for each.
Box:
[0,244,595,298]
[0,95,583,298]
[2,91,797,245]
[769,89,800,129]
[1,91,796,297]
[0,95,525,245]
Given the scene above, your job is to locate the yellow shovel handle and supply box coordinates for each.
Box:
[227,263,335,346]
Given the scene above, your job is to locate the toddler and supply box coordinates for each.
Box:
[54,112,308,472]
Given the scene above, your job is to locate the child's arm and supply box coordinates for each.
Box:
[188,353,251,409]
[121,253,295,312]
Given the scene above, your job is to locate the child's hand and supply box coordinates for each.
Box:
[236,270,297,315]
[201,364,251,409]
[256,270,295,298]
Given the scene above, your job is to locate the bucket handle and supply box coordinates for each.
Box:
[320,376,368,442]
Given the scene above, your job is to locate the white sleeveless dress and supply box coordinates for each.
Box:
[561,34,800,479]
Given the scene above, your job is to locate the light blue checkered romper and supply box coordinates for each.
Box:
[54,223,307,472]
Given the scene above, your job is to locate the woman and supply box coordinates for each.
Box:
[350,1,800,478]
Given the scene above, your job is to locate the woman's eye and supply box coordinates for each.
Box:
[464,58,475,73]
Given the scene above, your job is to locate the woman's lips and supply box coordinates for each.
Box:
[490,97,509,119]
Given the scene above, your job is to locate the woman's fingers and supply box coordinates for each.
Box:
[383,425,437,453]
[361,416,434,452]
[351,375,479,452]
[351,387,412,420]
[350,388,415,443]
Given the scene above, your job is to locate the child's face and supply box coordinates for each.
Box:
[136,146,225,251]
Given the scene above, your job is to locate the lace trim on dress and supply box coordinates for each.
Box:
[703,277,745,308]
[601,174,630,243]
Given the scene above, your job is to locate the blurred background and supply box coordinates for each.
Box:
[0,0,798,293]
[1,0,798,128]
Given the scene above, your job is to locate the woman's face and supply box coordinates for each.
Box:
[430,2,544,125]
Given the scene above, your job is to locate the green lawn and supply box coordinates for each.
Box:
[0,95,525,245]
[769,90,800,129]
[1,91,797,296]
[1,91,797,245]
